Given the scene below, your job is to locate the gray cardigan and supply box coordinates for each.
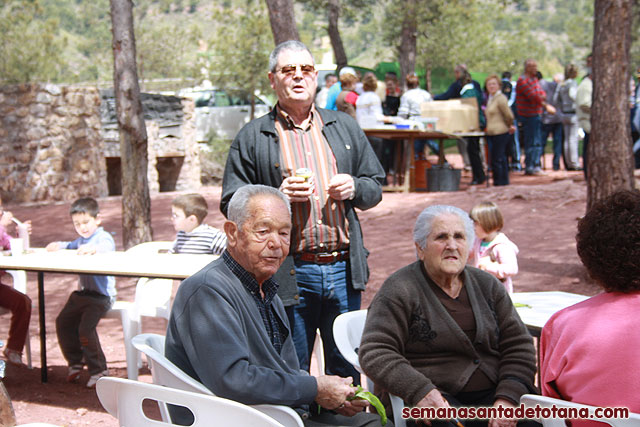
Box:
[220,107,385,306]
[165,256,317,407]
[359,262,537,407]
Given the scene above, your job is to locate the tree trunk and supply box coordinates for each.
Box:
[264,0,299,45]
[110,0,153,249]
[588,0,634,210]
[398,0,417,92]
[328,0,348,71]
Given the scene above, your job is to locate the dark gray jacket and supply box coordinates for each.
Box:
[165,256,317,407]
[220,108,385,306]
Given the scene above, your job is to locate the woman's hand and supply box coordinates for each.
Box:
[508,125,516,135]
[488,398,518,427]
[415,389,451,426]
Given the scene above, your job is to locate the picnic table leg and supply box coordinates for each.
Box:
[38,271,47,383]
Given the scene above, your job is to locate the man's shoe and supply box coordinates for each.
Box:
[86,369,109,388]
[524,168,535,175]
[67,365,83,383]
[3,349,24,366]
[533,167,547,176]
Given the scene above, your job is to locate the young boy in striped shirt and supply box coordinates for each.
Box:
[169,193,226,255]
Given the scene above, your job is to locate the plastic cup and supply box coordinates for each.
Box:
[17,223,29,250]
[9,238,24,256]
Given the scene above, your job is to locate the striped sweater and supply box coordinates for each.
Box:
[170,224,226,255]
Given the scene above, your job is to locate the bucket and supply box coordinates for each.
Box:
[427,165,461,192]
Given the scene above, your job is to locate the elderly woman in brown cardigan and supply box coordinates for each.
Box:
[359,205,537,427]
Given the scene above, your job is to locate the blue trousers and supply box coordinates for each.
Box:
[521,115,543,172]
[541,122,563,170]
[286,259,361,384]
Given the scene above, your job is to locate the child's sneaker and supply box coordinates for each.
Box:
[86,369,109,388]
[67,365,83,383]
[3,348,24,366]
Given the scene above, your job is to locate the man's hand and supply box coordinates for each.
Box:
[315,375,354,410]
[327,174,355,201]
[488,398,517,427]
[335,397,367,417]
[77,244,97,255]
[0,211,13,228]
[415,389,451,426]
[279,176,314,203]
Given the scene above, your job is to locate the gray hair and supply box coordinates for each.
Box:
[227,184,291,228]
[268,40,314,73]
[413,205,475,250]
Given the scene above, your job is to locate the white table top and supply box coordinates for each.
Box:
[511,291,590,333]
[0,248,217,280]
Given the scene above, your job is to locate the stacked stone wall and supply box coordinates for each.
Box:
[0,84,107,204]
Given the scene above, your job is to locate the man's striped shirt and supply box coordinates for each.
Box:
[274,104,349,254]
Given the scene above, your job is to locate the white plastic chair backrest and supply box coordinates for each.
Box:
[332,309,368,373]
[520,394,640,427]
[126,242,174,320]
[134,277,172,320]
[333,309,407,427]
[131,333,210,395]
[131,333,303,427]
[125,241,173,255]
[96,376,284,427]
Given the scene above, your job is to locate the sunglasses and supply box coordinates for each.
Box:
[276,64,316,77]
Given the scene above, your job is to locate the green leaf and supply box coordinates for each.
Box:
[514,302,532,308]
[347,385,387,425]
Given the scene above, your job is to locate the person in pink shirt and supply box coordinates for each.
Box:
[0,196,32,366]
[540,190,640,425]
[468,201,518,293]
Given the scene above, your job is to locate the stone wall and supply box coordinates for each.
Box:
[100,91,200,195]
[0,84,200,205]
[0,84,108,204]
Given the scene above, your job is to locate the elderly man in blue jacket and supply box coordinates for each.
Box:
[221,40,384,386]
[167,185,386,426]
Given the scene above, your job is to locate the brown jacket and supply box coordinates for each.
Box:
[359,262,536,407]
[484,92,514,136]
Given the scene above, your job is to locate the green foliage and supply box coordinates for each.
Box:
[0,0,66,83]
[200,0,274,104]
[135,15,202,87]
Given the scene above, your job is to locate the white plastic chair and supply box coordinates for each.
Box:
[96,376,284,426]
[104,241,174,380]
[0,270,32,369]
[520,394,640,427]
[131,333,304,427]
[333,309,406,427]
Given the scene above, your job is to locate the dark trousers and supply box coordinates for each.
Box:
[541,122,563,170]
[466,137,486,183]
[56,290,112,374]
[488,133,510,186]
[0,282,31,352]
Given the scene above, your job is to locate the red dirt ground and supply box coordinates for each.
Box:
[0,154,612,425]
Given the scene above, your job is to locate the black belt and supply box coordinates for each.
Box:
[297,250,349,264]
[562,110,576,114]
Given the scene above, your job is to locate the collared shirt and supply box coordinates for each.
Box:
[274,104,349,254]
[222,251,287,354]
[516,75,545,117]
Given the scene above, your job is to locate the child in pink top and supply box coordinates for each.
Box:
[468,201,518,292]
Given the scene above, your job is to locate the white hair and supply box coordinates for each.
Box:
[268,40,314,73]
[227,185,291,229]
[413,205,475,250]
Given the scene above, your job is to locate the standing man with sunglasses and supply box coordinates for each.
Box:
[221,40,385,385]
